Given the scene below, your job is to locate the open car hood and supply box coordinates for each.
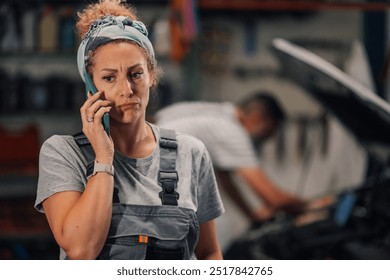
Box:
[272,38,390,151]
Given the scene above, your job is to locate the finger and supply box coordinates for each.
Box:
[80,91,101,120]
[81,91,109,123]
[86,90,102,103]
[85,100,111,121]
[91,107,112,130]
[80,91,103,113]
[93,106,112,123]
[82,107,111,137]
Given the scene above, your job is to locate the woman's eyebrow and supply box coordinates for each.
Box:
[100,63,143,72]
[101,68,118,72]
[128,63,142,70]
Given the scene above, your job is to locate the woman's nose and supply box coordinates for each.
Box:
[120,77,133,97]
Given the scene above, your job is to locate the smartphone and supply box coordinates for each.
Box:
[84,73,110,135]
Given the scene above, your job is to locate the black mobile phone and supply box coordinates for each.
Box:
[85,73,110,135]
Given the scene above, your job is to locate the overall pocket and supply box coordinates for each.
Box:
[98,204,197,260]
[145,244,184,260]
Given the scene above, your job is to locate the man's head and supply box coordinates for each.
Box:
[237,91,286,141]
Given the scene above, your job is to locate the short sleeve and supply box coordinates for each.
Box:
[35,136,86,212]
[157,102,260,171]
[195,147,225,224]
[207,119,260,170]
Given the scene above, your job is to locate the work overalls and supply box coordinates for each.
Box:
[73,129,199,260]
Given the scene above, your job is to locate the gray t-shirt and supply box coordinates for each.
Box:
[35,124,224,225]
[156,102,260,170]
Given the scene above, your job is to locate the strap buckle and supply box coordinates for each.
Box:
[158,171,179,193]
[158,171,179,205]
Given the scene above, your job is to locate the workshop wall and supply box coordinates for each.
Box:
[196,10,370,250]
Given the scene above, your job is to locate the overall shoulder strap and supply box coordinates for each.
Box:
[158,128,179,206]
[73,132,95,178]
[74,132,120,203]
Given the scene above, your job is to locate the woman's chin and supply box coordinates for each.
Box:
[111,113,142,125]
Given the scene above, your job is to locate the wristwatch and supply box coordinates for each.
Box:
[87,160,114,179]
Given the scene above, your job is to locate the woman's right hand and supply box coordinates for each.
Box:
[80,91,114,163]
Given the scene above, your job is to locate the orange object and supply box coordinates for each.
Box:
[169,0,197,62]
[138,235,149,244]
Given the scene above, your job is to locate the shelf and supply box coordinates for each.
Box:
[0,231,53,241]
[0,52,76,64]
[0,175,38,198]
[198,0,390,11]
[0,112,80,119]
[9,0,169,3]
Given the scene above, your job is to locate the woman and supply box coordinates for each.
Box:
[35,0,224,260]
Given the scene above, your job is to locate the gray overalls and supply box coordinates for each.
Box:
[73,129,199,260]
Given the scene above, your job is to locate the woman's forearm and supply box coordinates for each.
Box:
[60,173,114,259]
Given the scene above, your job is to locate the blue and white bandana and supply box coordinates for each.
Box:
[77,15,155,82]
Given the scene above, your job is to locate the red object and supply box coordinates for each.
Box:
[170,0,198,62]
[0,125,40,175]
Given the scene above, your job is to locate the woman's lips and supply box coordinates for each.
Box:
[118,102,139,109]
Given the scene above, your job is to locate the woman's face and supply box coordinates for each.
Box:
[91,41,153,126]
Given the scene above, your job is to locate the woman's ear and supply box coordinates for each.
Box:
[148,72,154,88]
[149,73,158,89]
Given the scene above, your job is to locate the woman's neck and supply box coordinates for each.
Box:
[110,119,156,158]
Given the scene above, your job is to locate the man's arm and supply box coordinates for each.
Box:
[216,170,262,221]
[237,167,306,213]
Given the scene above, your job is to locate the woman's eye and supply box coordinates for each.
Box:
[103,76,115,82]
[130,71,143,79]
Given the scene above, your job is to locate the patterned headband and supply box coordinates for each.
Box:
[77,15,155,82]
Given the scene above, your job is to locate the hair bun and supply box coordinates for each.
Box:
[99,0,123,4]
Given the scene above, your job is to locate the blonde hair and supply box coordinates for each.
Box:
[76,1,138,39]
[76,1,162,89]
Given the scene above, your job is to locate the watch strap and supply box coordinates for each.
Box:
[87,160,114,179]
